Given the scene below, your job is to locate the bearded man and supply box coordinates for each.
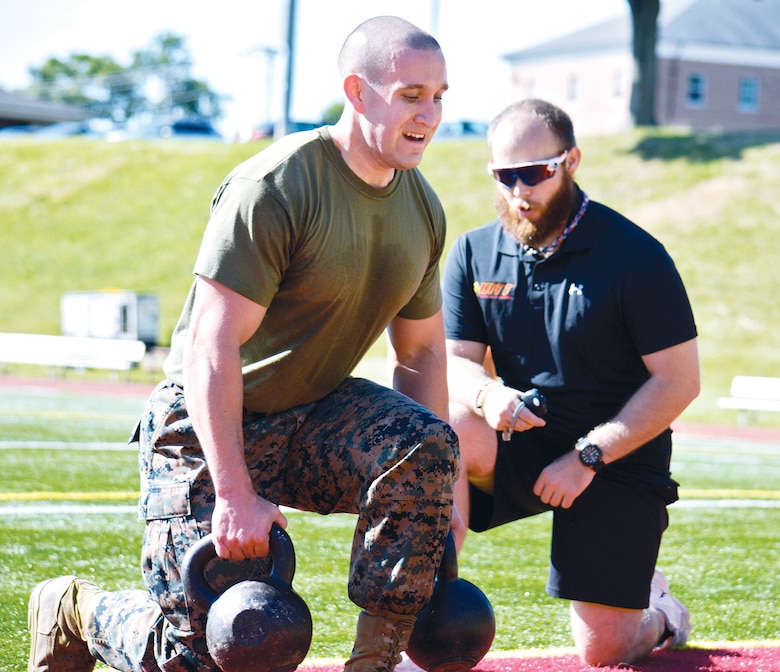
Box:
[441,99,700,667]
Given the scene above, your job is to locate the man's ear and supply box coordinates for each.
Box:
[343,74,365,113]
[565,146,582,174]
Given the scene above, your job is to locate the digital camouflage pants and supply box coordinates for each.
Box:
[85,377,459,672]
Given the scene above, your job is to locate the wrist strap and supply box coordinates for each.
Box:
[474,380,503,417]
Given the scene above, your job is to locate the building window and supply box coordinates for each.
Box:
[686,73,706,108]
[738,77,759,113]
[613,70,625,98]
[568,74,578,102]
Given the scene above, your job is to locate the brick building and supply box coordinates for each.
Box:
[504,0,780,135]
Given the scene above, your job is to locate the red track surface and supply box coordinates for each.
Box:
[300,645,780,672]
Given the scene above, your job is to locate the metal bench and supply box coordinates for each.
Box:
[0,332,146,379]
[716,375,780,425]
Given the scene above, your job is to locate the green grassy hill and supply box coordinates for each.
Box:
[2,129,779,426]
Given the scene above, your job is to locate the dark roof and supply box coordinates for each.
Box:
[664,0,780,49]
[0,90,91,125]
[504,0,780,62]
[504,16,628,61]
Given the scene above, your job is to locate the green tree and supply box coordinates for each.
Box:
[131,33,222,119]
[321,102,344,126]
[29,54,144,121]
[27,33,222,122]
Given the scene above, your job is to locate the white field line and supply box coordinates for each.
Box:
[1,500,779,517]
[0,441,134,450]
[0,503,301,515]
[2,442,778,514]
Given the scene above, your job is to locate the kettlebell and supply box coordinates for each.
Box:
[182,524,313,672]
[406,531,495,672]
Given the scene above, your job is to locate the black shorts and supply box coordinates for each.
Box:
[469,429,677,610]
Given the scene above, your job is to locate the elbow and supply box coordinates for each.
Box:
[686,355,702,403]
[690,372,702,402]
[676,367,701,415]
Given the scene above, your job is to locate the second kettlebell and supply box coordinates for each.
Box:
[406,531,496,672]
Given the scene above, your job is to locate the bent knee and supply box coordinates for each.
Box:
[401,419,460,495]
[572,602,645,666]
[448,402,496,478]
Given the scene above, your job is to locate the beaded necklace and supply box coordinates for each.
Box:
[523,191,589,258]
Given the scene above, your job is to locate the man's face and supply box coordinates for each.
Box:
[494,167,575,245]
[490,121,577,245]
[359,47,448,174]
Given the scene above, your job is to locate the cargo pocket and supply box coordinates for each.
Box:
[141,481,201,635]
[140,480,192,521]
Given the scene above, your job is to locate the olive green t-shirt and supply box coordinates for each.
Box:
[164,127,446,413]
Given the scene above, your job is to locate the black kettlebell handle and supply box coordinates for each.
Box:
[437,530,458,583]
[182,523,296,614]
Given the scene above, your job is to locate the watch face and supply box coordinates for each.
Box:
[580,444,601,465]
[576,438,603,468]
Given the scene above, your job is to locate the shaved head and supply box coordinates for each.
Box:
[338,15,441,85]
[488,99,577,152]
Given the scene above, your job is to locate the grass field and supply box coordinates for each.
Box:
[2,129,780,428]
[2,128,780,669]
[0,381,778,672]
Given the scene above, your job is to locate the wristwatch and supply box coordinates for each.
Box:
[575,436,606,472]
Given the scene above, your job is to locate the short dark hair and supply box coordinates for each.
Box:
[338,16,441,85]
[488,99,577,149]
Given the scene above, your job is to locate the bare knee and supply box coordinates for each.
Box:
[448,402,496,481]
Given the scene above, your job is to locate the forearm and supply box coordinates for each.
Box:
[586,341,700,463]
[587,377,696,464]
[183,339,254,500]
[445,339,500,411]
[179,276,283,557]
[447,356,496,411]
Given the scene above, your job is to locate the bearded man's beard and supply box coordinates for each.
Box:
[494,173,577,248]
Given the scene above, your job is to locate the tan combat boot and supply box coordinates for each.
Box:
[345,610,416,672]
[28,576,104,672]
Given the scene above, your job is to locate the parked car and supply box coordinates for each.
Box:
[436,120,488,139]
[157,117,222,140]
[32,121,104,139]
[108,117,223,142]
[0,124,42,137]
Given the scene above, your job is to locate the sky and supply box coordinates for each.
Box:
[1,0,628,138]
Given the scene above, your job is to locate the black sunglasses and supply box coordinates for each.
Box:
[488,150,568,189]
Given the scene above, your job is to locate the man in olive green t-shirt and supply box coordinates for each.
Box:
[29,15,460,672]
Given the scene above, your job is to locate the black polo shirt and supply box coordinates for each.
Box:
[443,199,697,446]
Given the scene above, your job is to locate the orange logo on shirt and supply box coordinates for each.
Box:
[473,281,515,299]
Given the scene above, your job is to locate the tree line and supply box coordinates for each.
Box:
[25,33,222,123]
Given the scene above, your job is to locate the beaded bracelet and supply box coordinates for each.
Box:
[473,380,504,417]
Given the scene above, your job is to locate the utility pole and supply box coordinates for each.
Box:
[430,0,440,37]
[245,45,279,130]
[277,0,296,138]
[260,47,279,127]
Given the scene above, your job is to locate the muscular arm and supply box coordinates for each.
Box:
[387,310,449,421]
[183,275,287,559]
[534,337,701,508]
